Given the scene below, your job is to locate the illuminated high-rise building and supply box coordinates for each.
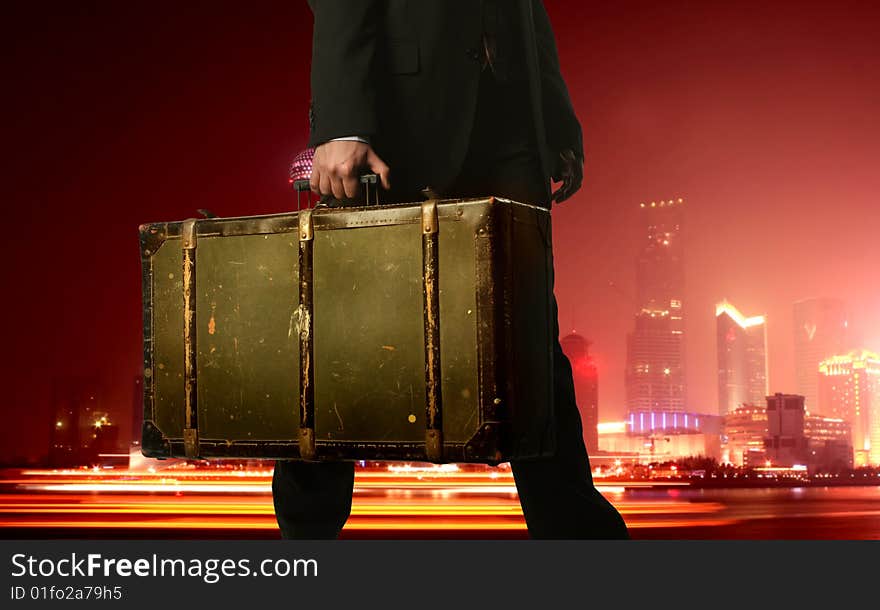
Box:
[626,198,685,412]
[793,297,850,413]
[818,350,880,466]
[716,301,768,416]
[560,332,599,454]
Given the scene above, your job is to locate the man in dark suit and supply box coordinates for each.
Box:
[272,0,630,539]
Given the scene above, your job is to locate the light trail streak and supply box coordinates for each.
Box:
[0,467,731,536]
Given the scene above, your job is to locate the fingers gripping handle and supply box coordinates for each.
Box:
[292,174,381,210]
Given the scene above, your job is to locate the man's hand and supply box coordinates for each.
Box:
[551,149,583,204]
[310,140,391,200]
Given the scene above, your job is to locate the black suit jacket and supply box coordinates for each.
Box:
[306,0,582,197]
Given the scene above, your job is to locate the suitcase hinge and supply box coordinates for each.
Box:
[426,430,442,462]
[299,428,316,461]
[421,200,439,235]
[181,218,197,250]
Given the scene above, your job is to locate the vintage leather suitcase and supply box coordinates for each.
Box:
[139,190,555,463]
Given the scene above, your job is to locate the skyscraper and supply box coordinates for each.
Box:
[626,198,686,412]
[793,297,850,413]
[818,350,880,466]
[716,301,768,416]
[560,332,599,454]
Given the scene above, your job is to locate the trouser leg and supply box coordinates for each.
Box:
[271,460,355,539]
[509,293,629,539]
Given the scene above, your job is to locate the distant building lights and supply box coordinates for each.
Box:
[598,421,627,434]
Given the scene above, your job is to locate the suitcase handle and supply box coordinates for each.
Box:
[292,174,381,210]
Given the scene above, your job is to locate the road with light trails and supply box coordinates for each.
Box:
[1,465,878,539]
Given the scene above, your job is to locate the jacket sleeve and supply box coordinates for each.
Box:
[306,0,380,147]
[532,0,583,161]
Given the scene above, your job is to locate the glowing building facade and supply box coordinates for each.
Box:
[722,405,768,466]
[716,301,769,416]
[818,350,880,466]
[793,297,850,413]
[626,198,686,412]
[598,419,721,463]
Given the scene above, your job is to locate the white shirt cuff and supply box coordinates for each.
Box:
[329,136,370,144]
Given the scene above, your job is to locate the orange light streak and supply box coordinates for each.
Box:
[0,467,738,536]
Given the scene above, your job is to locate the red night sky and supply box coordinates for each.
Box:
[3,1,878,461]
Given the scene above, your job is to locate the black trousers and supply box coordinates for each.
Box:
[273,71,630,540]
